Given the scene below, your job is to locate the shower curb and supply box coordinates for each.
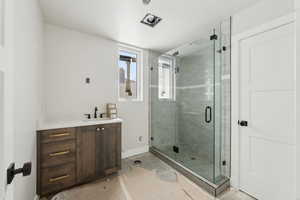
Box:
[150,147,230,197]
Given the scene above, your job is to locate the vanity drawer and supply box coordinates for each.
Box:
[41,163,75,196]
[41,140,76,168]
[40,128,76,143]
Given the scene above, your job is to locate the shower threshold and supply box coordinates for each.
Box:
[150,147,230,197]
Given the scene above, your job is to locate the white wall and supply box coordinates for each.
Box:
[43,24,149,157]
[296,1,300,199]
[232,0,294,35]
[1,0,15,199]
[13,0,44,199]
[0,71,3,199]
[43,24,118,122]
[118,49,150,156]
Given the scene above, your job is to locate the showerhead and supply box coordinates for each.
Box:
[172,51,179,57]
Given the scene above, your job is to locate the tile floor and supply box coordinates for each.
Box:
[45,153,255,200]
[158,144,215,182]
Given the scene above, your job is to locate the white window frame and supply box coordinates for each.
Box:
[118,44,143,102]
[158,55,176,101]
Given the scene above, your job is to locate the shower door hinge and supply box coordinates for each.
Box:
[150,67,154,71]
[175,67,179,73]
[173,146,179,153]
[150,137,154,141]
[222,160,226,166]
[238,120,248,127]
[210,34,218,41]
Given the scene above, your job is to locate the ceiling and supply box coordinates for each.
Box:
[40,0,259,52]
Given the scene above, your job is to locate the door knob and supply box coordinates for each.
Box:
[96,127,105,132]
[238,120,248,127]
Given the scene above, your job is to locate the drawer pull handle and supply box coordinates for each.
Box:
[49,133,70,138]
[49,175,70,182]
[49,150,70,157]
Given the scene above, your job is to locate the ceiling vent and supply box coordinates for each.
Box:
[141,13,162,27]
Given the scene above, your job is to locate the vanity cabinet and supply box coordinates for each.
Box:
[37,122,121,197]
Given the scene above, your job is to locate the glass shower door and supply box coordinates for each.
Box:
[172,35,217,183]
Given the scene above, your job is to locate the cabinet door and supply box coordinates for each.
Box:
[95,127,105,177]
[76,127,96,183]
[103,124,121,174]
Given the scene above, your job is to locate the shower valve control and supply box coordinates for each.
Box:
[238,120,248,127]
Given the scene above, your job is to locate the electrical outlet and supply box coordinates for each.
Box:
[138,136,143,142]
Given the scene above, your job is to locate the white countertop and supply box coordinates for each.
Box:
[37,118,123,131]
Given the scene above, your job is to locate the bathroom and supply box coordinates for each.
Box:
[0,0,299,200]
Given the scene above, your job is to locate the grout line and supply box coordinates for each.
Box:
[182,188,195,200]
[149,73,230,90]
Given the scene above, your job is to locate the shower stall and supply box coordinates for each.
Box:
[149,19,231,196]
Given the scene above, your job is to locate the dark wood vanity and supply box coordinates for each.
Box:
[36,122,121,197]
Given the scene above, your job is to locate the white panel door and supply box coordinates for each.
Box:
[239,22,296,200]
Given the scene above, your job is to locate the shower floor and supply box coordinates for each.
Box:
[155,144,224,184]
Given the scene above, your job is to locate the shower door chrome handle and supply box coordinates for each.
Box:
[205,106,212,123]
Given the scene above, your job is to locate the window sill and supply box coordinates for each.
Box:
[118,98,144,102]
[158,99,176,102]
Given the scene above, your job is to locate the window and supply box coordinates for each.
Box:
[158,56,175,100]
[118,46,142,101]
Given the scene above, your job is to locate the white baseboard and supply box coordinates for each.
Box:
[122,145,149,159]
[34,195,39,200]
